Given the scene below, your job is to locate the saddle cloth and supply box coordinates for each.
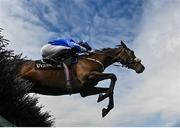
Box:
[35,57,74,95]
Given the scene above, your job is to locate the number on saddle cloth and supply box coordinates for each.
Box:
[35,60,63,70]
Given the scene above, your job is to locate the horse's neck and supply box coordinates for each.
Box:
[90,48,119,69]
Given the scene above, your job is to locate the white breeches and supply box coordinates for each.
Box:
[41,44,71,57]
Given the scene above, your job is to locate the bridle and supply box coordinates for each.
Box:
[115,51,141,68]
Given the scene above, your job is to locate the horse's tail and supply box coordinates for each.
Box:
[0,28,54,126]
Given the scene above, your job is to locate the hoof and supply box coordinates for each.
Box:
[102,108,108,118]
[97,93,104,103]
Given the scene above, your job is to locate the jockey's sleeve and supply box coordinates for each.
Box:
[67,40,84,52]
[48,39,69,46]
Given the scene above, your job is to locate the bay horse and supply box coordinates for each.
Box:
[18,41,145,117]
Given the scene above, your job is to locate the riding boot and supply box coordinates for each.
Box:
[43,49,74,66]
[43,50,67,65]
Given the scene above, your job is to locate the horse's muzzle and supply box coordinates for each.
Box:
[136,65,145,73]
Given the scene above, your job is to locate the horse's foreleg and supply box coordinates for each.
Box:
[83,71,117,117]
[80,86,108,97]
[102,93,114,117]
[98,74,116,117]
[96,73,117,102]
[83,71,117,98]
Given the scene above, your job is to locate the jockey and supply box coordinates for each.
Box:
[41,38,92,65]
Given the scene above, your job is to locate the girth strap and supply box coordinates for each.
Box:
[62,63,72,95]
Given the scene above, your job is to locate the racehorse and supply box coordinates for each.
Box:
[18,41,145,117]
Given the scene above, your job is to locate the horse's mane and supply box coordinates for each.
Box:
[94,45,125,54]
[94,48,112,53]
[79,47,116,58]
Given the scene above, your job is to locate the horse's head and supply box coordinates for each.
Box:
[114,41,145,73]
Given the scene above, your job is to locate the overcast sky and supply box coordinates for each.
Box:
[0,0,180,127]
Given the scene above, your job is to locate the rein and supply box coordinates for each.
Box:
[92,47,133,69]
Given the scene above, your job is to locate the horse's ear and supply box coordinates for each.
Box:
[121,40,127,48]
